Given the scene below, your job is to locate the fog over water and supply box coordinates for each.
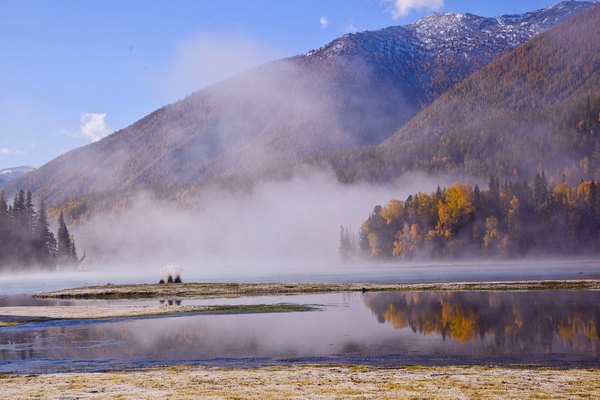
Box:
[69,169,461,278]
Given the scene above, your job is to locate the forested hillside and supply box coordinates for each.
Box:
[322,4,600,184]
[0,167,35,188]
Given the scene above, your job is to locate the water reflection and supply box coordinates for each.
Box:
[1,291,599,372]
[364,291,600,356]
[0,294,76,307]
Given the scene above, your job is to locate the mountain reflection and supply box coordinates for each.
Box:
[363,291,600,354]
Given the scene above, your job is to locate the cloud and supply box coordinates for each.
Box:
[320,16,329,29]
[166,32,285,98]
[382,0,445,19]
[66,113,112,142]
[0,147,24,156]
[345,22,358,33]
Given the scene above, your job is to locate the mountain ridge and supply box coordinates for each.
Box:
[10,1,595,205]
[0,166,36,188]
[318,3,599,183]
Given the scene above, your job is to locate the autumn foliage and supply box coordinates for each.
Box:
[354,174,600,259]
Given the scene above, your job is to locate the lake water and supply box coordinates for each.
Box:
[1,290,599,373]
[2,259,600,295]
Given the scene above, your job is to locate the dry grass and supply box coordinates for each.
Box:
[0,321,23,327]
[1,365,599,399]
[34,280,600,299]
[0,303,316,323]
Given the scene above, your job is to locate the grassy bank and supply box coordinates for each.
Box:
[34,279,600,299]
[0,303,316,324]
[1,365,599,399]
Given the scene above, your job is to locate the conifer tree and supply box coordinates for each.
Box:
[0,190,79,270]
[25,191,35,233]
[34,203,53,265]
[339,226,353,259]
[57,211,75,265]
[0,191,7,217]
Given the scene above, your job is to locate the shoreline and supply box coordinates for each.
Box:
[0,303,316,325]
[1,364,598,399]
[34,279,600,299]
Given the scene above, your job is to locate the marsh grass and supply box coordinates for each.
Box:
[35,280,600,300]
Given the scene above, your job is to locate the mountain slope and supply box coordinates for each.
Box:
[378,3,600,180]
[0,166,35,188]
[13,1,594,204]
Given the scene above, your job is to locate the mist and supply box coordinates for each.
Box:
[72,168,455,279]
[165,32,286,100]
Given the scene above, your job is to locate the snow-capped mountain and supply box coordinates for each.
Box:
[304,1,592,101]
[0,166,35,188]
[373,2,600,180]
[11,1,594,205]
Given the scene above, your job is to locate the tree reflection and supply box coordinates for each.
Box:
[363,291,600,355]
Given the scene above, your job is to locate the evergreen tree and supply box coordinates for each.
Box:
[534,171,549,205]
[339,226,353,259]
[69,234,78,262]
[359,224,370,257]
[12,189,26,227]
[0,189,77,270]
[0,191,7,217]
[57,211,75,266]
[34,203,54,265]
[25,191,35,233]
[0,191,7,263]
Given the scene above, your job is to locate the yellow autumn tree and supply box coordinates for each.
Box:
[436,183,474,236]
[380,199,404,225]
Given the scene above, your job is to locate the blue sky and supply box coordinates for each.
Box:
[0,0,560,169]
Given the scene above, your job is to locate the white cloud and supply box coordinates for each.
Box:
[344,22,358,33]
[67,112,113,142]
[320,16,329,29]
[0,147,24,156]
[382,0,445,19]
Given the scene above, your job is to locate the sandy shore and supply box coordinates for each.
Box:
[0,303,315,324]
[2,365,599,399]
[34,279,600,299]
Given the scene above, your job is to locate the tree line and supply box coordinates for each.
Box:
[342,173,600,259]
[0,189,79,270]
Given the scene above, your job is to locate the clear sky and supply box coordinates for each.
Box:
[0,0,561,169]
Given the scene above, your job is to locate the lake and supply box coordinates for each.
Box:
[1,289,599,373]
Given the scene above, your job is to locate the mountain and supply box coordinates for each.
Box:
[305,0,593,104]
[12,1,594,204]
[0,166,35,188]
[378,2,600,181]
